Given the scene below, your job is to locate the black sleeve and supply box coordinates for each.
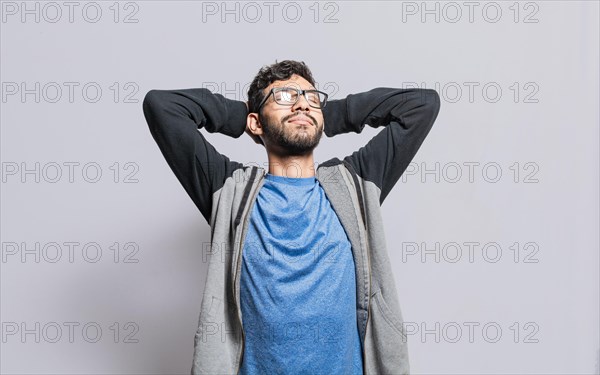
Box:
[142,88,247,223]
[323,88,441,205]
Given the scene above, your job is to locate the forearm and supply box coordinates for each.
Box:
[323,87,440,137]
[142,88,248,137]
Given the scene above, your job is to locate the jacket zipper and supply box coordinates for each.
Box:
[341,161,371,373]
[233,168,264,375]
[355,176,371,374]
[363,232,372,374]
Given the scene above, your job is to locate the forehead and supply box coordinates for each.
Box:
[265,74,315,92]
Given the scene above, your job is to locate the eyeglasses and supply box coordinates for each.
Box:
[258,87,328,110]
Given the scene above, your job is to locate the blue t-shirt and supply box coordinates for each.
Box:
[239,173,363,375]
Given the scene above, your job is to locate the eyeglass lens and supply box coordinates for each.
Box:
[274,89,325,108]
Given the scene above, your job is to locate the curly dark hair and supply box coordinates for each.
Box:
[247,60,316,114]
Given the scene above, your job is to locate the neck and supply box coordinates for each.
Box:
[266,152,316,178]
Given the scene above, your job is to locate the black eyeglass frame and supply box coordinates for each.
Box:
[257,87,329,110]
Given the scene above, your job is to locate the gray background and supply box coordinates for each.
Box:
[1,0,598,374]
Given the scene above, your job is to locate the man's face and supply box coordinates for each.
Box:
[258,74,325,156]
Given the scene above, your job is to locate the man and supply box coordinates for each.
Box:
[142,60,441,375]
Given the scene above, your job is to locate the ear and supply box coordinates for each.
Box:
[247,113,263,136]
[246,112,265,146]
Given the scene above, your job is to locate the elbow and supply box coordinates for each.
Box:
[424,88,441,113]
[423,89,441,125]
[142,89,164,117]
[142,89,169,134]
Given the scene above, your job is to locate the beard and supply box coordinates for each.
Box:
[260,111,324,156]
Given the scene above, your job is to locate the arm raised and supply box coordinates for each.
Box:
[324,88,441,204]
[142,88,248,222]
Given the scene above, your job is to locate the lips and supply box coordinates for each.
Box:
[287,116,314,126]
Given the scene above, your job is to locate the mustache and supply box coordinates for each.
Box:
[282,112,318,127]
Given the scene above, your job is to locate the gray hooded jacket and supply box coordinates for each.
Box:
[142,85,441,375]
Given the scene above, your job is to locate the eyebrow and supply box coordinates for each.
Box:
[282,85,318,91]
[271,82,317,90]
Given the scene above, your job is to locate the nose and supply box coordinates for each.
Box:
[291,92,311,112]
